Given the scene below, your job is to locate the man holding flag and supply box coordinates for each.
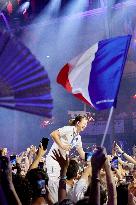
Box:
[47,35,131,181]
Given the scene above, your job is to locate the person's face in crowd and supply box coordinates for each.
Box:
[76,118,88,132]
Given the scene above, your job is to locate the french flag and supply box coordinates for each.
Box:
[57,35,131,110]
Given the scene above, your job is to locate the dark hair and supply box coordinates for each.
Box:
[66,159,79,180]
[25,168,48,198]
[76,198,88,205]
[13,173,33,205]
[69,115,87,126]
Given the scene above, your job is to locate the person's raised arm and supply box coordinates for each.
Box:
[115,144,136,165]
[77,147,85,160]
[51,149,69,203]
[89,147,106,205]
[50,130,71,152]
[104,157,117,205]
[76,136,85,160]
[29,143,46,170]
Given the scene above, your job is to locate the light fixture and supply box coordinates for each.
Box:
[18,0,30,14]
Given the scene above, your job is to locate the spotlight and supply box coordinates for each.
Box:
[132,94,136,99]
[7,1,13,15]
[18,1,30,14]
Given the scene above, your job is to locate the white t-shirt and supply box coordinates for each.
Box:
[48,126,82,157]
[73,178,88,202]
[48,178,88,204]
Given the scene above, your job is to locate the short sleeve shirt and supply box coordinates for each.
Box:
[48,126,82,156]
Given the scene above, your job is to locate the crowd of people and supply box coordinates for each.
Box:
[0,115,136,205]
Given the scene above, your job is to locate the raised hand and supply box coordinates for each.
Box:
[91,147,107,172]
[51,149,69,171]
[37,143,46,157]
[115,144,123,154]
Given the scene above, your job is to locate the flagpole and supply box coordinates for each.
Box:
[101,106,114,147]
[84,103,87,112]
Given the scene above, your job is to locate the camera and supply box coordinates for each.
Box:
[85,152,93,161]
[37,179,46,195]
[111,156,118,169]
[41,137,49,150]
[10,155,16,166]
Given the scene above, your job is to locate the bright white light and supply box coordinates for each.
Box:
[46,55,50,58]
[63,0,88,15]
[49,0,61,15]
[18,1,30,14]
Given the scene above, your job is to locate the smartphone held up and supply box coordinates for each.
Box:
[41,137,49,150]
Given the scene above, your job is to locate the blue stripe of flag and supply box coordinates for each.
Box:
[88,35,131,110]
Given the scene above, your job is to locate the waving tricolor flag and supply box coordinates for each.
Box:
[57,35,131,110]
